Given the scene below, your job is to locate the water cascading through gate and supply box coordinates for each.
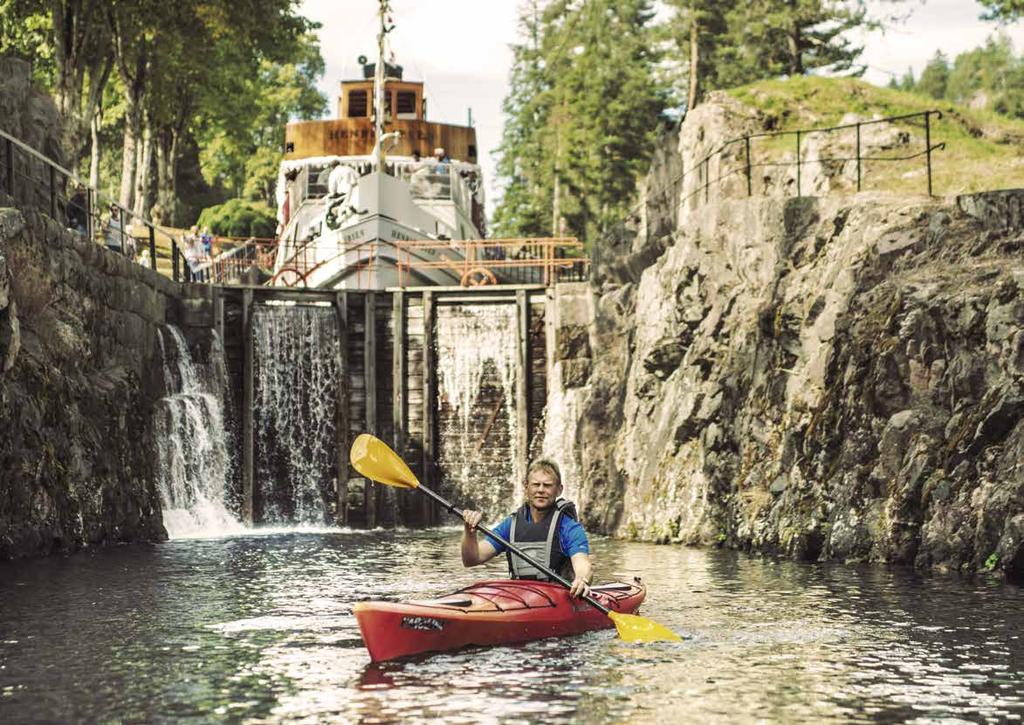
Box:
[154,326,241,538]
[253,304,340,524]
[436,304,522,516]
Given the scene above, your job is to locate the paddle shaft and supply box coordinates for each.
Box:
[415,483,612,616]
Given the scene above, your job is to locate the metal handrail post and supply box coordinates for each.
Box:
[856,123,862,192]
[745,136,752,196]
[796,131,802,196]
[118,206,125,255]
[85,187,94,240]
[3,138,12,196]
[172,239,180,282]
[49,165,57,220]
[148,226,157,271]
[925,111,933,196]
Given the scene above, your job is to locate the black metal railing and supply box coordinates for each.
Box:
[0,128,196,283]
[652,110,945,214]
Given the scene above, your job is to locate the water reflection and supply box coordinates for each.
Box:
[0,530,1021,723]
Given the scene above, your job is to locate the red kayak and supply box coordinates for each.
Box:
[353,579,646,662]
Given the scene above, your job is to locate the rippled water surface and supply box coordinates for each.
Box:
[1,530,1022,723]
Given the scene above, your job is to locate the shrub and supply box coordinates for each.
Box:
[196,198,276,239]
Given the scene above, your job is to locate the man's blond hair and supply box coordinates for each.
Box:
[525,458,562,487]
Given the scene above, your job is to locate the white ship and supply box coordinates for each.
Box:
[271,4,486,289]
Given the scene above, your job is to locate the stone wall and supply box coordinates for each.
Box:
[559,101,1024,582]
[0,197,213,559]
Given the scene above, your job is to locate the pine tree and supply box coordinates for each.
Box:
[917,52,950,100]
[724,0,874,78]
[491,0,561,238]
[492,0,667,244]
[663,0,734,111]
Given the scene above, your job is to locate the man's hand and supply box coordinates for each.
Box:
[461,511,498,567]
[569,576,591,599]
[462,509,483,531]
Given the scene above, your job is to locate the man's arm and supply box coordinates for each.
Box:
[569,553,592,598]
[461,510,499,567]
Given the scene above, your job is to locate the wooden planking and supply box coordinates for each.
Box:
[364,292,378,527]
[516,290,530,482]
[392,291,406,452]
[334,292,349,526]
[421,290,436,526]
[241,288,254,525]
[528,299,547,458]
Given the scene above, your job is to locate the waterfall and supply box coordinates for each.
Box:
[435,304,521,516]
[253,304,339,524]
[154,326,241,538]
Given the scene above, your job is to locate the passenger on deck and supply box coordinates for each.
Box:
[327,160,359,199]
[460,459,593,598]
[325,160,362,227]
[432,146,450,174]
[409,149,431,194]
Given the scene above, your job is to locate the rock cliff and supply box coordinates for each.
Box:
[0,196,218,559]
[563,94,1024,582]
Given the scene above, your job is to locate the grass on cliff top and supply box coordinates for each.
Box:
[726,76,1024,196]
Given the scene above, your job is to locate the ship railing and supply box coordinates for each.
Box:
[190,236,279,284]
[394,237,589,287]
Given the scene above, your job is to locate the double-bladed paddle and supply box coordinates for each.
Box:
[349,433,682,644]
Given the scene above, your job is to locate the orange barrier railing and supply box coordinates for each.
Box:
[195,236,590,288]
[394,237,589,287]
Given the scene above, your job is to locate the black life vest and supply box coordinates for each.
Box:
[506,498,578,581]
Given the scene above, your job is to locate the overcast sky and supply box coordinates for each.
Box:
[299,0,1024,209]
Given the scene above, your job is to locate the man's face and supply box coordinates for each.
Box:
[525,469,561,512]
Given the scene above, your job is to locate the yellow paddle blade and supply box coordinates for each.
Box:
[608,611,683,643]
[349,434,420,489]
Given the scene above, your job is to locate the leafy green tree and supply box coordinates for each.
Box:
[947,35,1017,105]
[0,0,54,85]
[196,34,326,204]
[197,198,276,238]
[979,0,1024,21]
[917,51,950,99]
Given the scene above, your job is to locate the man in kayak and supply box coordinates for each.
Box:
[461,460,593,598]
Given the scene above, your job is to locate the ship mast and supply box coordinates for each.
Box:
[373,0,391,171]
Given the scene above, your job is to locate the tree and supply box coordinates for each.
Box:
[196,33,326,204]
[491,0,562,239]
[493,0,668,244]
[917,51,950,99]
[943,34,1024,117]
[979,0,1024,21]
[663,0,733,110]
[725,0,874,78]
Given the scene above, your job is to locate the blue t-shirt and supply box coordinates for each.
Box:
[484,507,590,558]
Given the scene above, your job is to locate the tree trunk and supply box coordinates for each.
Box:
[153,127,180,226]
[119,100,139,210]
[133,121,154,218]
[89,108,100,188]
[688,13,700,111]
[787,11,803,76]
